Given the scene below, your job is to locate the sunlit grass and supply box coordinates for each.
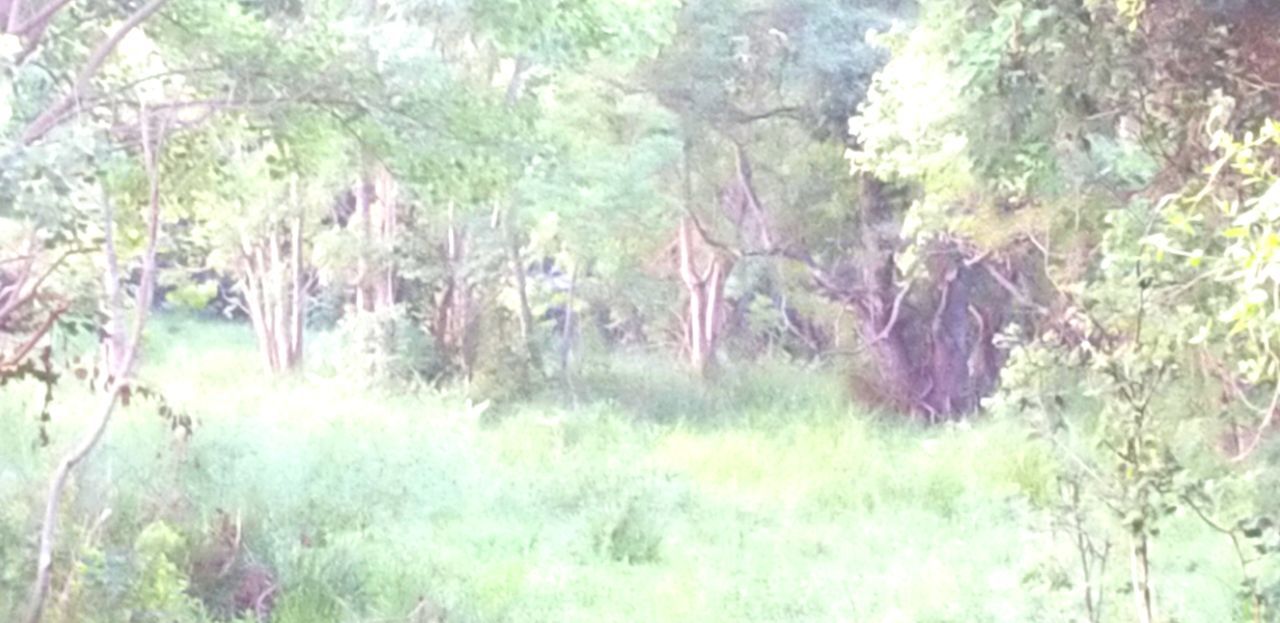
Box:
[0,315,1249,622]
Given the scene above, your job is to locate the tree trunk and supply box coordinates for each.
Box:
[431,204,477,377]
[354,175,372,313]
[561,262,577,376]
[809,177,1020,421]
[351,167,397,315]
[676,135,735,378]
[372,166,396,311]
[241,235,277,372]
[270,221,289,370]
[1130,533,1156,623]
[678,218,732,377]
[853,278,921,415]
[851,176,925,414]
[238,210,305,375]
[923,254,978,419]
[289,212,304,365]
[25,106,165,623]
[99,189,128,379]
[502,207,541,371]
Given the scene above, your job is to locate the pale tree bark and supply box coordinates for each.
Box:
[241,232,276,372]
[354,175,371,313]
[5,0,25,34]
[351,166,397,314]
[270,221,288,367]
[371,166,396,311]
[289,177,304,366]
[238,203,306,374]
[560,262,578,382]
[99,188,128,377]
[24,105,165,623]
[432,203,477,376]
[678,217,732,377]
[676,136,734,378]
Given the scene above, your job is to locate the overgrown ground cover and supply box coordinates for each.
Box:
[0,317,1246,622]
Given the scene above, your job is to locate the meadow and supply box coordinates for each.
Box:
[0,316,1247,622]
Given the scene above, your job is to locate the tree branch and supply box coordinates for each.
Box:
[0,302,67,371]
[982,261,1049,313]
[23,102,166,623]
[0,247,90,326]
[20,0,169,145]
[12,0,72,36]
[6,0,26,34]
[872,282,911,344]
[729,105,804,125]
[1230,375,1280,463]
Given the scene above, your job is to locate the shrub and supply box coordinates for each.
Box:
[322,305,444,387]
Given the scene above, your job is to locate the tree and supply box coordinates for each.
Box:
[898,0,1280,617]
[627,0,929,382]
[24,107,167,623]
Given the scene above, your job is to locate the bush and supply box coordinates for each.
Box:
[467,307,541,406]
[128,521,207,622]
[321,305,444,387]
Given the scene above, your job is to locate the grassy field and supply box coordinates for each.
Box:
[0,316,1246,622]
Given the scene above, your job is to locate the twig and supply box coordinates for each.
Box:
[0,247,91,323]
[982,262,1047,313]
[1230,375,1280,463]
[871,282,910,343]
[0,303,69,371]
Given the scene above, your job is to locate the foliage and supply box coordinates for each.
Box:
[320,304,444,386]
[8,0,1280,619]
[127,521,208,622]
[850,0,1280,617]
[3,317,1109,623]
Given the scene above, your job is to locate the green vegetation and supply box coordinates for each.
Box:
[0,317,1254,622]
[4,0,1280,621]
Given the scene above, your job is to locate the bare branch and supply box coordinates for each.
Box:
[11,0,72,36]
[0,302,68,372]
[1230,376,1280,463]
[0,245,38,315]
[982,261,1049,313]
[729,105,804,125]
[74,64,240,106]
[0,247,90,326]
[20,0,170,145]
[871,282,911,344]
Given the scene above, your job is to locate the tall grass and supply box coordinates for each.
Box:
[0,315,1248,622]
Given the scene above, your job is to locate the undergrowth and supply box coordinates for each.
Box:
[0,315,1246,622]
